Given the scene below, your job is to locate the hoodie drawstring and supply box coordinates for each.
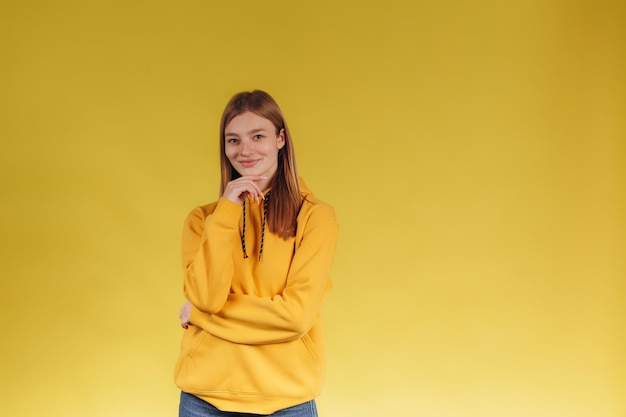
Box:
[241,191,270,261]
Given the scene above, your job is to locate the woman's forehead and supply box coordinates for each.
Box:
[225,111,275,134]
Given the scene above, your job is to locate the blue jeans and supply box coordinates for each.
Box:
[179,392,319,417]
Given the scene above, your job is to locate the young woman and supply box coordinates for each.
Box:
[174,90,338,416]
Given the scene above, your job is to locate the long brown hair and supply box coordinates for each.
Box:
[219,90,302,239]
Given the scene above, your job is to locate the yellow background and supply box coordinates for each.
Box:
[1,1,624,416]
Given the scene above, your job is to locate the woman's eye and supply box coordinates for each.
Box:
[253,134,263,140]
[227,138,238,143]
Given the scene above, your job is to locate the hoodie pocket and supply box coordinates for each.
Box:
[300,333,321,371]
[185,325,210,359]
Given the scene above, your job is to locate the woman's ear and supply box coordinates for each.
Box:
[277,128,286,149]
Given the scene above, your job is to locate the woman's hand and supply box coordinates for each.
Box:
[223,176,267,205]
[179,301,192,329]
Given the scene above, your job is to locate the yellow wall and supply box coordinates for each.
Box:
[1,1,624,416]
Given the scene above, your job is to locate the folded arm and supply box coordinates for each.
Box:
[190,205,338,345]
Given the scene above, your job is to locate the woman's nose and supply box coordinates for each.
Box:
[241,141,253,154]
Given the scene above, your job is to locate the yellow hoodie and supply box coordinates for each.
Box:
[174,180,338,414]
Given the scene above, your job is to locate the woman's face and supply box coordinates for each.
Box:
[224,111,285,182]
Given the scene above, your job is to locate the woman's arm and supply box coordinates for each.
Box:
[182,198,242,314]
[183,176,267,313]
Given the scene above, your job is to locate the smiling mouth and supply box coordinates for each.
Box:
[239,160,259,168]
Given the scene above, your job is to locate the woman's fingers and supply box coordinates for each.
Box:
[223,176,267,204]
[179,301,192,329]
[235,176,265,200]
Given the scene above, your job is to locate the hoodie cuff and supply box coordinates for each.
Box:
[189,305,206,327]
[210,197,242,227]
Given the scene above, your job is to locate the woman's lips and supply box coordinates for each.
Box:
[239,159,259,168]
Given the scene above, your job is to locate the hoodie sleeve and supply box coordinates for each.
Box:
[189,203,339,345]
[182,198,242,314]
